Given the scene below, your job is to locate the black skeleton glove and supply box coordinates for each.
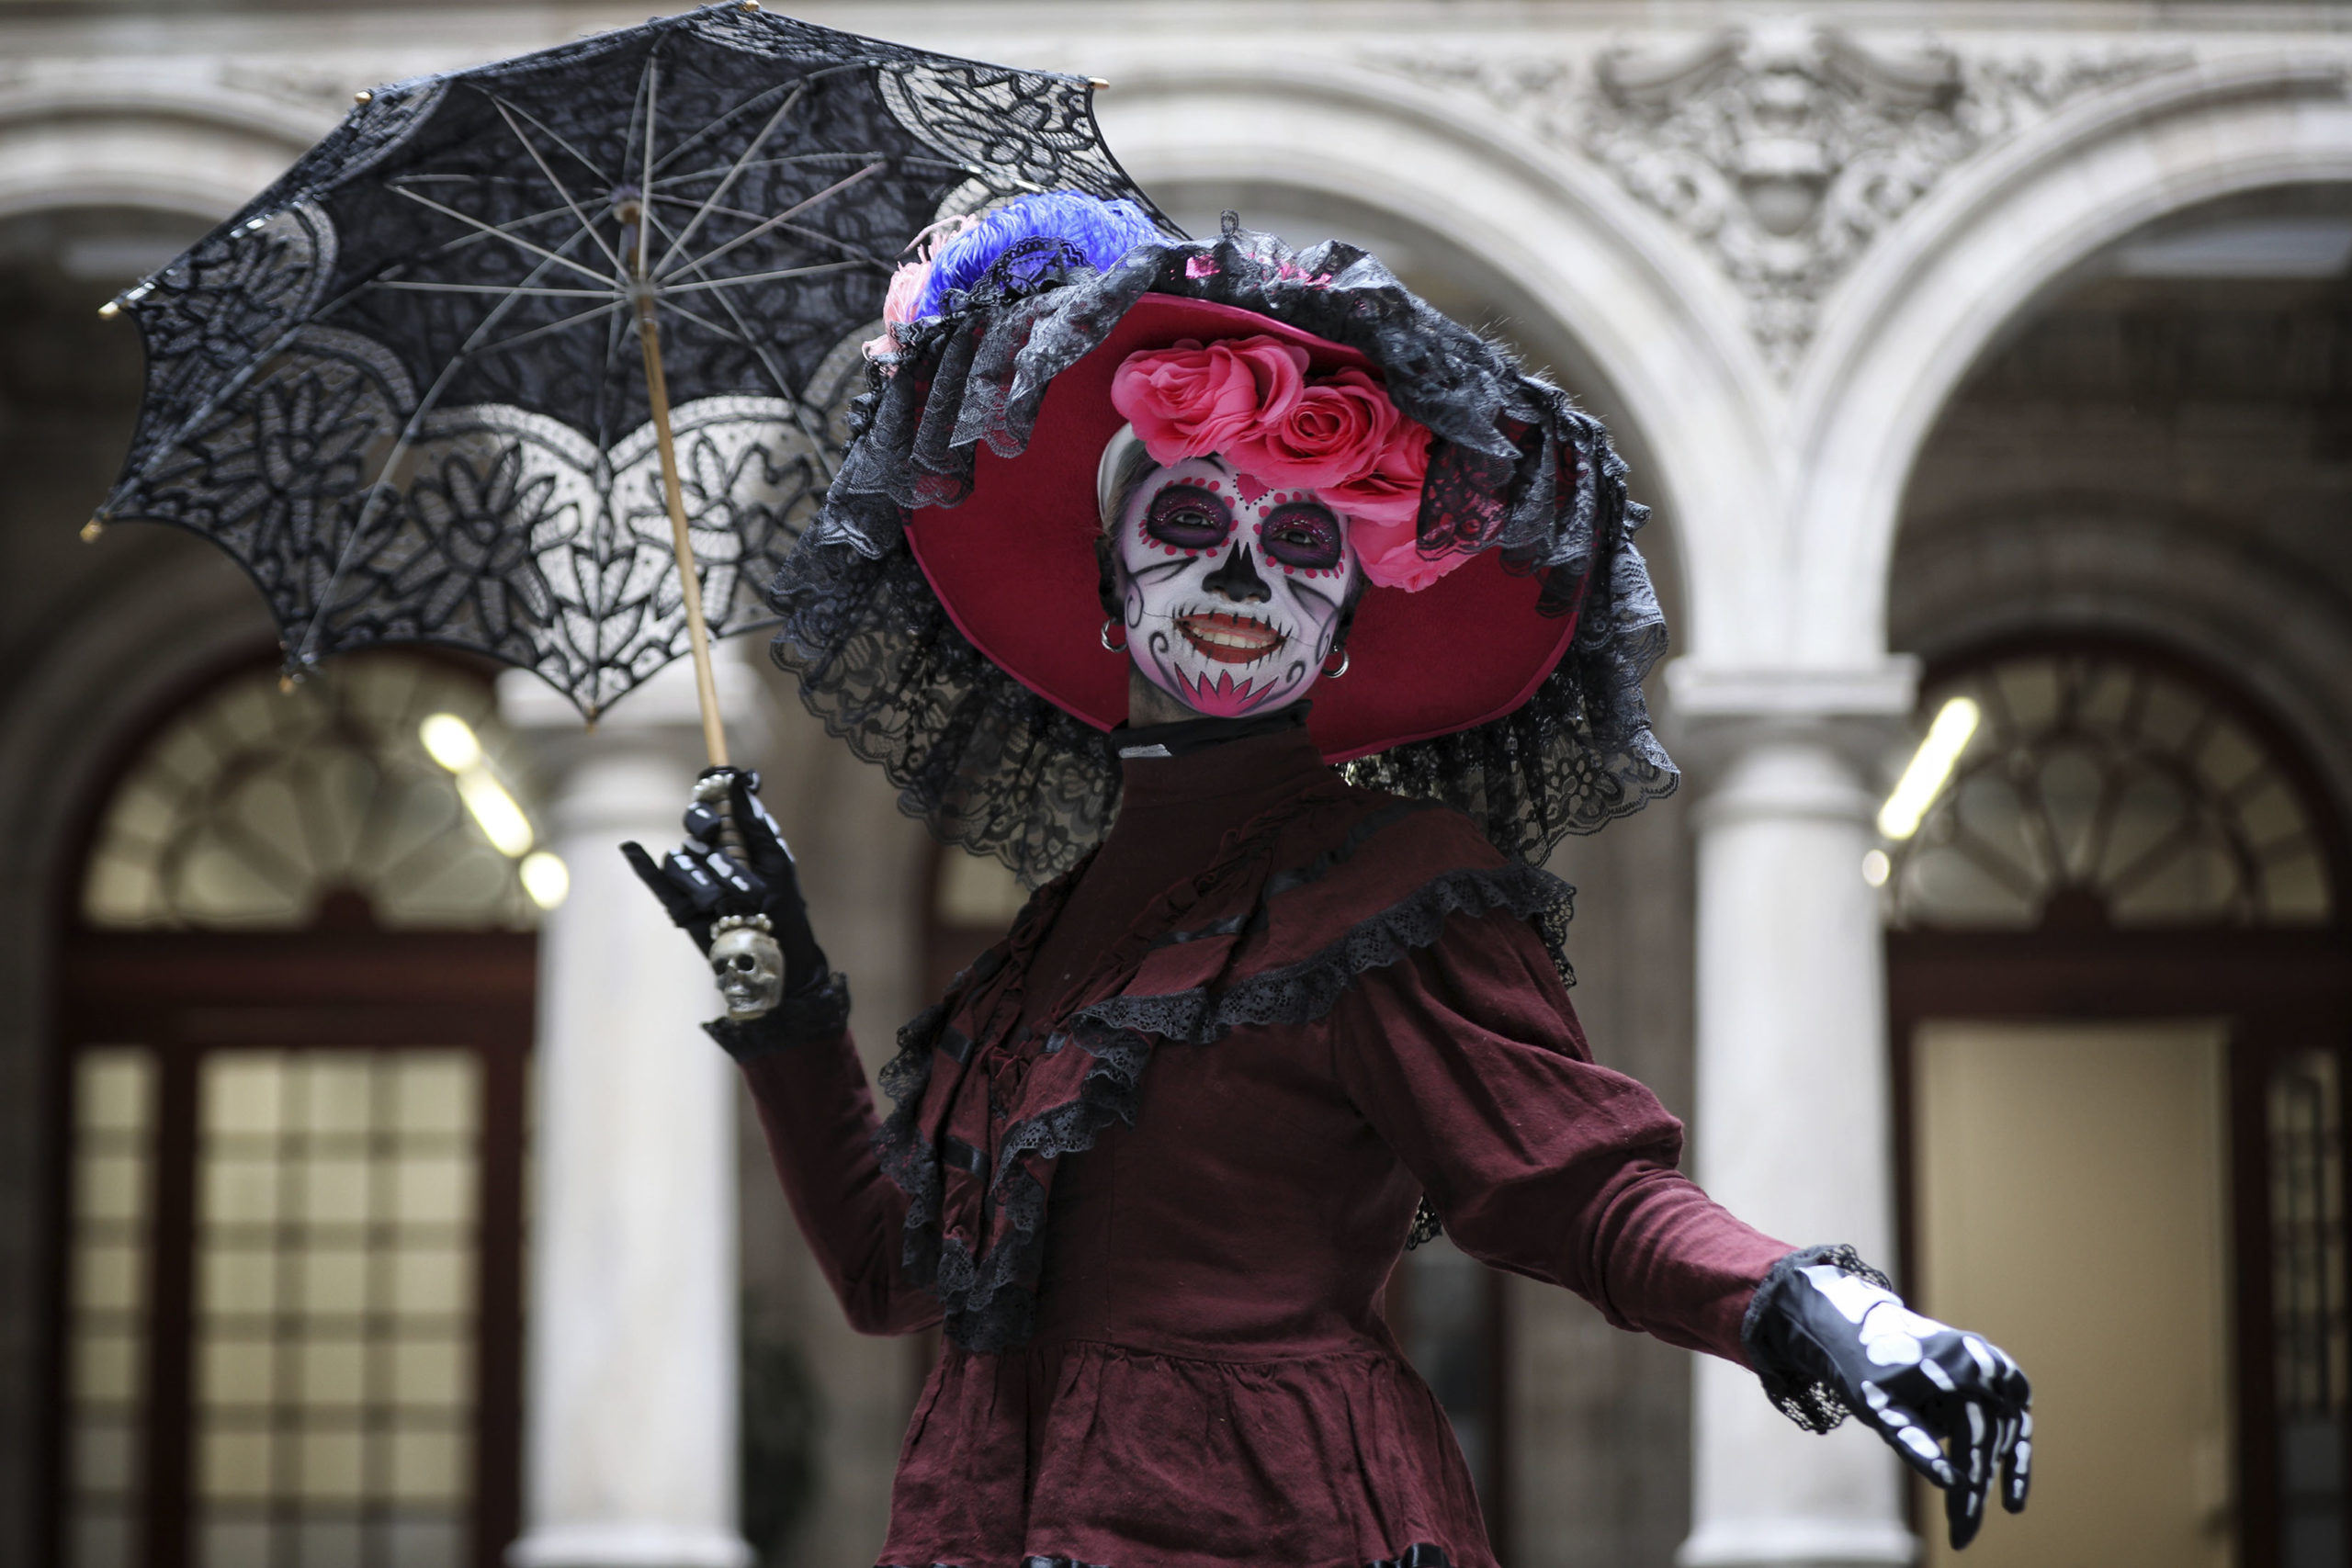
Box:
[619,766,848,1057]
[1745,1246,2032,1551]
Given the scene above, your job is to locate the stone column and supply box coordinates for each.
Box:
[1667,664,1918,1568]
[503,658,758,1568]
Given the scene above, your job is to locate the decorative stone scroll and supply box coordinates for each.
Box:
[1374,23,2186,375]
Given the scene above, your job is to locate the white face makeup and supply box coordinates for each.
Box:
[1113,455,1360,718]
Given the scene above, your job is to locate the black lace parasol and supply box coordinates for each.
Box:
[93,2,1171,750]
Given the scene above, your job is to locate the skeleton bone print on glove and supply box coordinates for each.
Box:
[1114,455,1360,717]
[1797,1263,2032,1551]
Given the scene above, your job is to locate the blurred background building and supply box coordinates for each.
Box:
[1,3,2348,1567]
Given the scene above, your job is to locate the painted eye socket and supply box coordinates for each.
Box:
[1142,483,1233,552]
[1260,502,1344,571]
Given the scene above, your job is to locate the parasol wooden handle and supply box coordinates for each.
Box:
[633,290,730,768]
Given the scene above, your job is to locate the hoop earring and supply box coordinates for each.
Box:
[1102,617,1127,652]
[1322,645,1350,679]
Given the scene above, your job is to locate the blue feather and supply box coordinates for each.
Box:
[911,192,1163,321]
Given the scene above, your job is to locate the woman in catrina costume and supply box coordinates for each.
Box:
[625,193,2031,1568]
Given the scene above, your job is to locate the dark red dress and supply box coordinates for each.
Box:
[741,726,1792,1568]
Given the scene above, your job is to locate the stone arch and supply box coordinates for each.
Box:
[1789,54,2352,664]
[1092,58,1784,662]
[0,76,323,223]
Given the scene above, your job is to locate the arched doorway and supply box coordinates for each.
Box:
[1884,638,2352,1568]
[42,651,550,1568]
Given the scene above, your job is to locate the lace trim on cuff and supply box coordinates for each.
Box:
[1741,1242,1894,1435]
[704,972,853,1060]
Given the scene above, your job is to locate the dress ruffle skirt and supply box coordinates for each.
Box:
[886,1339,1477,1568]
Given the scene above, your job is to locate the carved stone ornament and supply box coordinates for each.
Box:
[1373,23,2185,375]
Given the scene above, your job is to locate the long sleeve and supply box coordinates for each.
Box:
[739,1030,944,1336]
[1328,909,1791,1364]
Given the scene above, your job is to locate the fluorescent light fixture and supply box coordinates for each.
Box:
[421,713,537,856]
[457,770,535,858]
[520,851,571,909]
[1877,696,1981,840]
[419,713,483,772]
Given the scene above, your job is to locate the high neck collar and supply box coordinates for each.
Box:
[1112,706,1331,819]
[1109,702,1310,762]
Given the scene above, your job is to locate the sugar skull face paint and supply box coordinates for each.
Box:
[1113,454,1360,717]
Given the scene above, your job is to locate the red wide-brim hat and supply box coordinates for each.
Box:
[900,294,1576,764]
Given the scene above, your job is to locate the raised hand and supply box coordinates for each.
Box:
[620,767,831,1021]
[1748,1254,2031,1551]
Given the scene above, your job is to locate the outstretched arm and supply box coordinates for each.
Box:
[622,767,941,1336]
[1331,908,2030,1550]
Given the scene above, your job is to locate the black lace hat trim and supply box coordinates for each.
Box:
[1741,1243,1897,1435]
[873,858,1570,1352]
[773,216,1675,887]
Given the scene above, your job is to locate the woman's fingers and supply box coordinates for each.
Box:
[2000,1408,2033,1513]
[1860,1382,1955,1489]
[1944,1399,1999,1551]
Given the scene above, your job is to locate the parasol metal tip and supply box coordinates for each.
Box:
[79,517,105,542]
[354,89,373,104]
[96,299,119,320]
[1089,77,1110,90]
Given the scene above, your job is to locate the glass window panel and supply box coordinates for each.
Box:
[298,1248,369,1317]
[395,1056,478,1137]
[298,1157,373,1226]
[197,1337,275,1410]
[386,1339,471,1409]
[2240,776,2312,848]
[2267,853,2333,924]
[76,1154,147,1224]
[296,1428,366,1501]
[1993,660,2061,729]
[70,1510,138,1568]
[2136,676,2204,752]
[2113,840,2240,924]
[300,1060,379,1137]
[79,1054,154,1132]
[389,1427,469,1502]
[2196,720,2264,797]
[2036,743,2107,882]
[181,841,307,927]
[297,1337,368,1408]
[198,1247,277,1317]
[197,1517,272,1568]
[292,1517,367,1568]
[200,1155,280,1225]
[385,1515,468,1568]
[74,1331,141,1405]
[204,1056,285,1137]
[1900,849,2039,928]
[197,1427,273,1500]
[391,1248,472,1318]
[72,1416,139,1494]
[74,1243,143,1314]
[393,1156,473,1227]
